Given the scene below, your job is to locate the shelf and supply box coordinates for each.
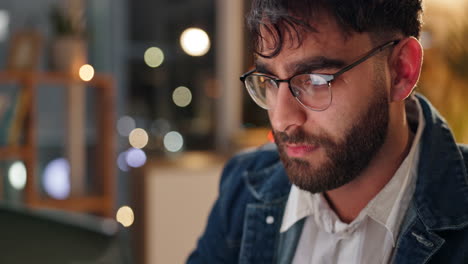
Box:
[0,71,112,83]
[0,146,31,159]
[0,71,116,217]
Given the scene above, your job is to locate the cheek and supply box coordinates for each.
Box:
[329,72,377,115]
[308,108,350,141]
[314,89,364,139]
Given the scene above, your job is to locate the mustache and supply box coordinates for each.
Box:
[273,129,335,147]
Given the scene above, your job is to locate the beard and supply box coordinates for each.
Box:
[273,80,389,194]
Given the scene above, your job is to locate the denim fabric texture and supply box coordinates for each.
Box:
[187,94,468,264]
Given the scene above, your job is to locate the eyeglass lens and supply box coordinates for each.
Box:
[244,74,331,111]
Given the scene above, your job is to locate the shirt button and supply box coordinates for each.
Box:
[266,216,275,224]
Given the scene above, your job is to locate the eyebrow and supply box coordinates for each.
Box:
[255,56,347,77]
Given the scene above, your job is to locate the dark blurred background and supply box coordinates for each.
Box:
[0,0,466,263]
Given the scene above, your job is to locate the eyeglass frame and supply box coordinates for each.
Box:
[240,39,401,111]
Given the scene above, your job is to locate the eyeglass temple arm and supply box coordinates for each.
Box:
[239,40,400,83]
[240,69,256,82]
[332,40,400,79]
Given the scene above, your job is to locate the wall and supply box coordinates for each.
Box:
[144,152,225,264]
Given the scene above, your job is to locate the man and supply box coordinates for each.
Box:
[188,0,468,263]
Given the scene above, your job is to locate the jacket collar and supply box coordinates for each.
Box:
[413,94,468,231]
[243,146,290,203]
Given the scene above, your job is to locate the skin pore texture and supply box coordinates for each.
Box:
[256,14,423,223]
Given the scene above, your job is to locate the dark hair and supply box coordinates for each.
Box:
[247,0,423,58]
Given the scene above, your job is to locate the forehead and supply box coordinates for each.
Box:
[255,15,372,75]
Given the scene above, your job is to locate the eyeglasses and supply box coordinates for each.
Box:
[240,39,400,111]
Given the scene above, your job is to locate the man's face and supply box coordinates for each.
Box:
[256,16,392,193]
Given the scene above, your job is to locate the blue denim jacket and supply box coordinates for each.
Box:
[187,94,468,264]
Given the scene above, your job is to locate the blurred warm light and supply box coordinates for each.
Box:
[268,130,275,143]
[43,158,71,200]
[0,10,9,42]
[150,118,171,137]
[180,27,211,56]
[8,161,27,190]
[117,151,130,172]
[163,131,184,152]
[418,0,468,143]
[234,127,272,149]
[172,86,192,107]
[126,148,147,168]
[144,47,165,68]
[129,128,149,149]
[116,206,134,227]
[428,0,466,9]
[117,115,136,137]
[79,64,95,81]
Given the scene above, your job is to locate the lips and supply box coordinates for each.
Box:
[285,144,318,157]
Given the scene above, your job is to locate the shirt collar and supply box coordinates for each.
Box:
[280,96,426,245]
[366,96,425,244]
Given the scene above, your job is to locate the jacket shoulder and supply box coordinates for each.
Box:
[186,144,282,263]
[458,144,468,169]
[220,144,280,184]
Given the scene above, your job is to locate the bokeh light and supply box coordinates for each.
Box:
[129,128,149,149]
[163,131,184,152]
[117,116,136,137]
[117,151,130,172]
[116,206,134,227]
[144,47,165,68]
[172,86,192,107]
[79,64,95,81]
[126,148,147,168]
[180,28,211,56]
[43,158,71,200]
[8,161,27,190]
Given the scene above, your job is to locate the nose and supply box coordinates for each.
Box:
[268,82,307,132]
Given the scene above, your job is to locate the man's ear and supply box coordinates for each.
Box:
[389,37,423,102]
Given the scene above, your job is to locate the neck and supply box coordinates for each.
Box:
[324,106,414,223]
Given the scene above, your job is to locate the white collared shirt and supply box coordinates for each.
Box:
[280,97,425,264]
